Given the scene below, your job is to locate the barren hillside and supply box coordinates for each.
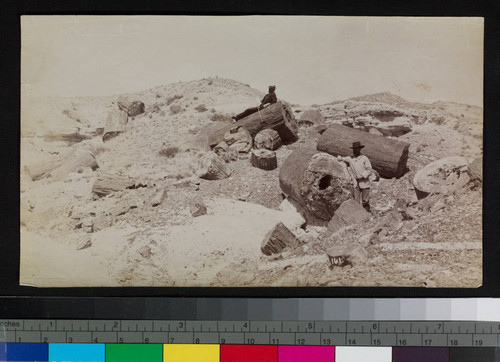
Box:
[20,78,482,287]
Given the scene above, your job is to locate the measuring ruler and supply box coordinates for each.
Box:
[1,320,499,347]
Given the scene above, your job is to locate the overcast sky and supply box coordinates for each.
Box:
[21,16,483,106]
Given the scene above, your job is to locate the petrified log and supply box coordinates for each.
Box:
[261,222,300,256]
[201,102,298,147]
[50,149,99,181]
[118,97,145,117]
[25,153,67,181]
[413,156,470,199]
[102,110,128,142]
[199,153,232,180]
[317,124,410,178]
[236,101,298,142]
[254,129,282,150]
[325,199,370,237]
[299,109,325,127]
[251,149,277,171]
[189,196,207,217]
[279,148,354,221]
[92,173,136,197]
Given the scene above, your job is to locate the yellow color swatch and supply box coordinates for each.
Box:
[163,344,220,362]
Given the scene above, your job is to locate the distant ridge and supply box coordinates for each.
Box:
[328,92,432,110]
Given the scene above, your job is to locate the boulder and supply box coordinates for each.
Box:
[189,196,207,217]
[325,199,370,236]
[199,153,232,180]
[468,156,482,183]
[261,222,301,256]
[299,109,325,127]
[118,97,145,117]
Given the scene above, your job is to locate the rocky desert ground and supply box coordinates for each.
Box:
[20,77,483,287]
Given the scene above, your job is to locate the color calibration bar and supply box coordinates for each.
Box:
[2,343,500,362]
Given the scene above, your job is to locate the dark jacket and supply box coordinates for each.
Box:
[261,92,277,107]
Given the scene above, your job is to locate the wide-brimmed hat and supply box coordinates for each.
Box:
[350,141,365,149]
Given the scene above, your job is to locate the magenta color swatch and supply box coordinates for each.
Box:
[278,346,335,362]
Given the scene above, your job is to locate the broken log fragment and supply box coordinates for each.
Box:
[467,156,482,184]
[92,173,136,197]
[103,110,128,142]
[118,97,145,117]
[224,126,253,153]
[261,222,300,256]
[251,149,277,170]
[413,156,470,199]
[279,148,354,221]
[317,124,410,178]
[50,149,99,181]
[189,196,207,217]
[199,153,232,180]
[325,199,370,237]
[254,129,282,150]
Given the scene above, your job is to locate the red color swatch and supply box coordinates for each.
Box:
[220,344,277,362]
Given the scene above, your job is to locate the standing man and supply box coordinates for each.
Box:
[233,85,277,121]
[337,142,378,212]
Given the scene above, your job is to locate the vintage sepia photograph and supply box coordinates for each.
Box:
[20,16,483,287]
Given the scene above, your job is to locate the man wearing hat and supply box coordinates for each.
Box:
[337,142,379,212]
[232,85,277,121]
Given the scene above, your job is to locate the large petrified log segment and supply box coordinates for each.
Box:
[413,156,470,199]
[254,128,282,150]
[50,149,99,181]
[261,222,300,256]
[92,173,136,197]
[251,149,277,170]
[325,199,370,237]
[279,148,354,221]
[236,101,298,142]
[199,153,232,180]
[103,110,128,142]
[299,109,325,127]
[317,124,410,178]
[224,126,253,153]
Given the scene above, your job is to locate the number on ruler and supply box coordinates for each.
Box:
[398,339,407,346]
[372,323,377,331]
[348,339,356,345]
[247,338,255,344]
[113,322,118,329]
[119,338,124,344]
[68,337,73,343]
[424,339,432,346]
[195,338,200,344]
[323,339,331,345]
[297,338,305,345]
[144,338,149,344]
[43,337,48,343]
[449,339,458,346]
[272,338,279,344]
[220,338,226,344]
[475,339,483,346]
[373,339,381,346]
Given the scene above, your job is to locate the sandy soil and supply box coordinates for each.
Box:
[20,78,483,287]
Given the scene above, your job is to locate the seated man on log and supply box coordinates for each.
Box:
[232,85,277,121]
[337,142,379,212]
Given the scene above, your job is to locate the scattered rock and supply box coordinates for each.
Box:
[189,196,207,217]
[238,192,251,201]
[467,156,482,184]
[224,126,253,153]
[138,245,152,259]
[150,188,167,207]
[50,149,99,181]
[159,147,179,158]
[92,173,136,197]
